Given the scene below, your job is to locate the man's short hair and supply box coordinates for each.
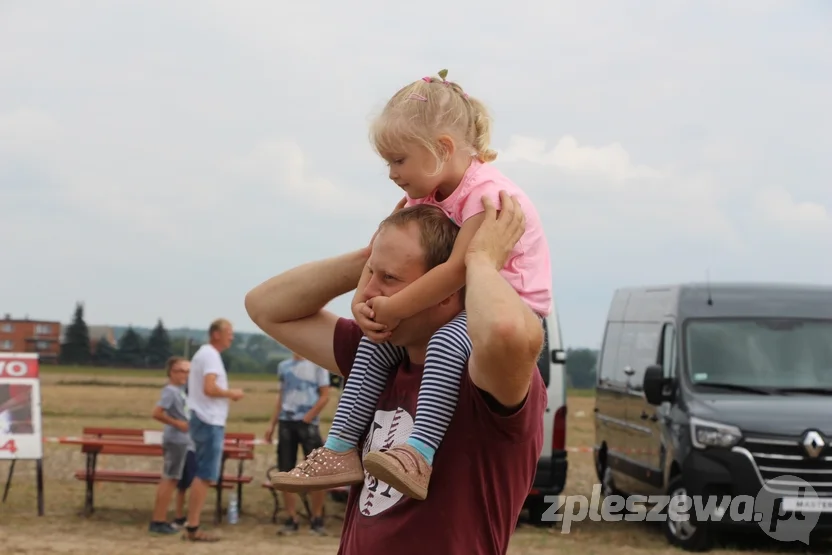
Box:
[378,204,459,272]
[165,356,186,377]
[208,318,231,336]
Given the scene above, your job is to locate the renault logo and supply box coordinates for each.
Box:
[802,430,825,458]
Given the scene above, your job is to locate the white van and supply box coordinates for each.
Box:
[525,311,569,524]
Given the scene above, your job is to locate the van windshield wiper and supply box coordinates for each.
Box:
[771,387,832,396]
[697,382,772,395]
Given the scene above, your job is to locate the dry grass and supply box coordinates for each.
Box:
[0,367,825,553]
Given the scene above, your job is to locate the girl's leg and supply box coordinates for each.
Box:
[362,311,471,500]
[406,310,470,464]
[324,336,406,451]
[269,335,405,492]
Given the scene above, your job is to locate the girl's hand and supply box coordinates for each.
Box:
[367,296,401,331]
[353,301,391,343]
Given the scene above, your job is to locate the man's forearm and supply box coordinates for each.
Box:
[246,248,370,324]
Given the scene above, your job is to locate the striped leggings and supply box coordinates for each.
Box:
[327,311,472,452]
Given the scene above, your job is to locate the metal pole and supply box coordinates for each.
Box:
[2,459,15,502]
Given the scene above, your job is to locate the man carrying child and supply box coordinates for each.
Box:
[148,356,197,534]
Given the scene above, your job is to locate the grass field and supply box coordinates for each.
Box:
[0,365,824,554]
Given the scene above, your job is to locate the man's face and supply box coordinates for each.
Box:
[212,323,234,351]
[362,222,459,347]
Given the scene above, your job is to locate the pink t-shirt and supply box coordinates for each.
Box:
[405,160,552,316]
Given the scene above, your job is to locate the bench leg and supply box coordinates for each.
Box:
[237,460,244,514]
[84,453,97,517]
[214,455,227,525]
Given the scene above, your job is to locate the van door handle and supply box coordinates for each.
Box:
[624,367,635,377]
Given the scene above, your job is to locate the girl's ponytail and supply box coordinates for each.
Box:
[466,95,498,163]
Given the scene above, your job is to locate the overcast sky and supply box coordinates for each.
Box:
[1,1,830,349]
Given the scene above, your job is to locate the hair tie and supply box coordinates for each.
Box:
[422,76,431,82]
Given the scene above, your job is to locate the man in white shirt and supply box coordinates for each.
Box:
[183,318,244,542]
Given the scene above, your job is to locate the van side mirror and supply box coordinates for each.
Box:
[643,364,671,405]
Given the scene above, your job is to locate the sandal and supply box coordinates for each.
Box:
[182,527,220,542]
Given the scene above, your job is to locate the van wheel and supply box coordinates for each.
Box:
[661,476,713,552]
[594,447,605,481]
[602,466,619,497]
[526,495,554,527]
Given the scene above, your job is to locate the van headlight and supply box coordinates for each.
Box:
[690,416,742,449]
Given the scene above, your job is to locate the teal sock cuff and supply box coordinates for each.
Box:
[406,437,435,465]
[324,436,355,453]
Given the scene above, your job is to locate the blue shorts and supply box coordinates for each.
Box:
[189,413,224,482]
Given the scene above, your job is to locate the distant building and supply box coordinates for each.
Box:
[0,315,62,363]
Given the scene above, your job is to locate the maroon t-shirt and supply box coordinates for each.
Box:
[333,318,547,555]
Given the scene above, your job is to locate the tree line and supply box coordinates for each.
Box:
[57,302,600,386]
[58,302,290,374]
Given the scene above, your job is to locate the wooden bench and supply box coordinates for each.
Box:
[71,427,255,523]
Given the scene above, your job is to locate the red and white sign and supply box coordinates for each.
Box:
[0,353,39,379]
[0,353,43,460]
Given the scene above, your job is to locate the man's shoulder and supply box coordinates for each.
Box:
[192,344,224,368]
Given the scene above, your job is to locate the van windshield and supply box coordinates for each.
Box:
[684,319,832,391]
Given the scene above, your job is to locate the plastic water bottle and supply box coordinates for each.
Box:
[227,493,239,524]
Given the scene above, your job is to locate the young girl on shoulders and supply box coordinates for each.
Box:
[270,69,552,501]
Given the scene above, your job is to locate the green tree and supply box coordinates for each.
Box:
[93,339,117,366]
[117,326,146,367]
[565,348,598,389]
[59,302,91,365]
[145,319,172,367]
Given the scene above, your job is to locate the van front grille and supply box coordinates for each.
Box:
[741,435,832,496]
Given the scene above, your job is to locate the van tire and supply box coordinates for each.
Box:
[594,446,605,481]
[661,476,713,552]
[526,495,556,527]
[601,465,620,497]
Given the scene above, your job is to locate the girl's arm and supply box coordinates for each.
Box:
[381,213,486,322]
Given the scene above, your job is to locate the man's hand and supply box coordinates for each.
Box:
[367,296,400,332]
[264,424,276,444]
[228,388,245,401]
[176,420,189,433]
[352,301,391,342]
[465,191,526,270]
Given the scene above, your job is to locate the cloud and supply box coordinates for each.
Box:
[0,109,61,154]
[224,139,390,217]
[753,188,831,229]
[499,135,666,182]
